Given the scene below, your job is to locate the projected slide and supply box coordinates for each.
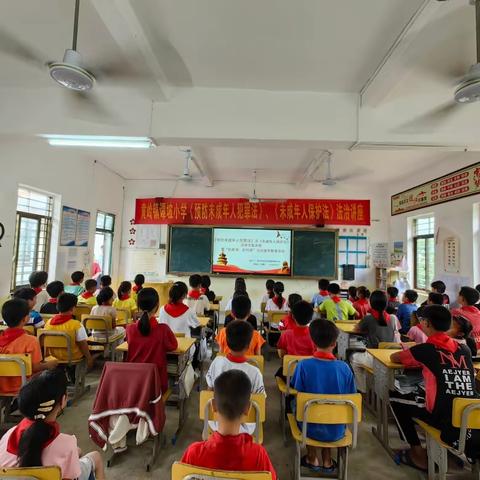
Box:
[212,228,291,275]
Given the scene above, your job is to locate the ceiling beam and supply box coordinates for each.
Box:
[360,0,445,107]
[90,0,172,101]
[191,147,214,187]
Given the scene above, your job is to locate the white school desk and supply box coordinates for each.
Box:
[336,322,362,360]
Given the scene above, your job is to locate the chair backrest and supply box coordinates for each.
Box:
[175,332,186,338]
[81,315,113,331]
[171,462,272,480]
[0,466,62,480]
[115,308,131,326]
[282,355,311,394]
[260,302,266,314]
[199,390,266,443]
[224,310,232,319]
[23,325,36,335]
[295,392,362,447]
[73,304,92,319]
[450,398,480,454]
[0,354,33,387]
[215,353,264,374]
[378,341,416,350]
[38,330,73,363]
[267,311,287,324]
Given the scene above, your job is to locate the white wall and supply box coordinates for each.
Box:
[389,158,480,299]
[0,138,125,295]
[121,178,390,310]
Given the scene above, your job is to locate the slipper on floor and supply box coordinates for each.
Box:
[395,449,428,473]
[321,459,338,474]
[301,455,321,472]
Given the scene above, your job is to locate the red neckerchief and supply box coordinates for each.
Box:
[7,418,60,455]
[388,296,398,302]
[32,287,42,294]
[273,296,284,309]
[81,291,94,299]
[348,296,357,303]
[226,353,247,363]
[188,289,201,300]
[403,300,412,304]
[369,309,390,323]
[200,287,207,295]
[132,285,142,293]
[461,306,480,314]
[292,324,310,335]
[49,314,73,326]
[331,295,341,304]
[313,351,336,360]
[164,302,189,318]
[0,328,26,348]
[319,290,329,296]
[426,332,458,353]
[357,298,369,305]
[443,294,449,305]
[48,298,58,304]
[119,294,130,301]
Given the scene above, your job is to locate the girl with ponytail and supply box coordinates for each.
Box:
[0,369,105,479]
[126,288,178,392]
[113,280,137,316]
[265,282,287,312]
[350,290,399,393]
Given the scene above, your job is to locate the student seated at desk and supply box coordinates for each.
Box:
[217,296,265,355]
[318,283,357,322]
[200,275,216,302]
[113,281,137,316]
[291,319,356,473]
[390,305,480,471]
[91,287,125,342]
[39,281,64,315]
[29,271,49,311]
[311,279,330,308]
[448,314,477,356]
[261,279,275,305]
[126,288,177,393]
[225,277,249,311]
[159,282,200,337]
[350,290,399,392]
[396,289,418,334]
[77,279,98,306]
[0,369,105,480]
[279,293,302,331]
[44,293,93,369]
[185,274,210,316]
[64,271,85,296]
[265,281,287,312]
[451,286,480,349]
[420,280,450,307]
[0,299,57,395]
[132,273,145,299]
[12,288,44,329]
[347,286,357,304]
[96,275,115,299]
[406,311,428,345]
[352,286,370,319]
[386,286,400,314]
[181,370,277,480]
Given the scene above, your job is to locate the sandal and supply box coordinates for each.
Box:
[301,455,321,472]
[395,449,428,473]
[321,459,338,473]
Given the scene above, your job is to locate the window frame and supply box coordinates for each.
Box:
[412,217,435,291]
[338,235,368,269]
[94,211,115,276]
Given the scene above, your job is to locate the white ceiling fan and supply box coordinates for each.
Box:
[314,152,359,186]
[177,149,201,182]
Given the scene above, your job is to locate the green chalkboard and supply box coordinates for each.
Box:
[292,230,338,278]
[168,226,212,274]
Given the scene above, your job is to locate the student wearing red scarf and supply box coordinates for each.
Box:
[291,319,356,473]
[77,279,98,306]
[0,369,104,480]
[451,286,480,349]
[0,299,57,395]
[318,283,357,321]
[39,281,64,315]
[311,279,331,308]
[28,270,49,311]
[113,281,138,316]
[185,274,210,316]
[352,286,371,319]
[279,293,302,331]
[390,305,480,471]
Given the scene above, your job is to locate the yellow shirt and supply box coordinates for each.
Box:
[44,318,86,361]
[113,296,137,315]
[77,294,97,306]
[319,298,356,321]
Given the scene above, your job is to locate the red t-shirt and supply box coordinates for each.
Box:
[451,306,480,348]
[276,325,316,356]
[279,313,295,331]
[353,299,370,319]
[126,319,178,392]
[181,432,277,479]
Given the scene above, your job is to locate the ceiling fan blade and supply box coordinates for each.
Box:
[0,28,45,69]
[392,101,461,133]
[63,90,119,125]
[91,59,152,84]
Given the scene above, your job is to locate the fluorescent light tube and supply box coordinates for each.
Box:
[40,135,155,149]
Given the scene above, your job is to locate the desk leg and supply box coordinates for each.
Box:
[337,331,348,360]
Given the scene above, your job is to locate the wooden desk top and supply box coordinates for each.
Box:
[336,322,358,334]
[367,348,404,369]
[116,337,196,355]
[214,296,223,302]
[209,304,220,311]
[474,362,480,371]
[197,316,210,327]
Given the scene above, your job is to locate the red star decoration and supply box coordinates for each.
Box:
[130,218,135,225]
[128,238,135,246]
[129,227,136,235]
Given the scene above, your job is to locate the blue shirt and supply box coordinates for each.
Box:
[291,358,356,442]
[396,303,418,333]
[311,292,330,308]
[28,310,44,328]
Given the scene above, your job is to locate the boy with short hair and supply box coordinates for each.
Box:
[217,296,265,355]
[427,292,444,306]
[421,280,450,307]
[277,300,315,357]
[451,286,480,349]
[181,370,277,479]
[40,281,64,314]
[0,299,57,395]
[291,319,356,473]
[318,283,357,321]
[78,279,98,306]
[64,271,85,296]
[390,305,480,471]
[185,274,210,316]
[386,286,400,314]
[28,270,49,310]
[12,288,44,329]
[44,293,93,368]
[312,279,330,308]
[353,286,370,319]
[396,289,418,334]
[279,293,302,331]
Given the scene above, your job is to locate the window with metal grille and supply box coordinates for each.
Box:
[13,187,54,289]
[94,211,115,276]
[338,236,367,269]
[413,216,435,290]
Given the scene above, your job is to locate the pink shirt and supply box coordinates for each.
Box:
[407,325,428,344]
[0,427,81,479]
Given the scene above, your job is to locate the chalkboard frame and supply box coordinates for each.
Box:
[167,225,338,279]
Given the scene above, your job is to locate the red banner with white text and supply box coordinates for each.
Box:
[135,198,370,226]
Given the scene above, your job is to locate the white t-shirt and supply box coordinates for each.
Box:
[185,295,210,316]
[91,305,117,319]
[76,325,88,342]
[158,305,200,337]
[265,298,288,312]
[261,294,272,305]
[225,298,233,312]
[34,289,50,310]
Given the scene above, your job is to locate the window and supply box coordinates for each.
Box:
[13,187,54,289]
[338,236,368,269]
[413,216,435,290]
[94,211,115,276]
